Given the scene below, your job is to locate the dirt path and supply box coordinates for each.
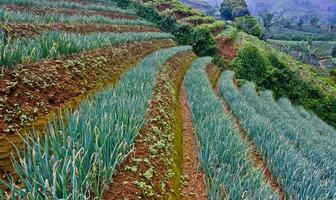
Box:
[103,51,196,200]
[179,87,209,200]
[213,85,286,200]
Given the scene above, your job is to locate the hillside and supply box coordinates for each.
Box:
[0,0,335,199]
[246,0,336,22]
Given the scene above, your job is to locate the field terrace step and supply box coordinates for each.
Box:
[0,22,161,40]
[0,3,137,20]
[0,39,176,177]
[0,45,192,199]
[184,57,279,199]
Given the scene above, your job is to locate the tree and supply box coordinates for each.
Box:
[310,16,320,28]
[220,0,249,20]
[332,46,336,58]
[234,16,264,39]
[191,28,217,57]
[259,12,274,40]
[297,17,305,30]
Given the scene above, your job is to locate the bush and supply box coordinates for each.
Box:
[191,27,217,57]
[127,1,216,57]
[230,44,269,84]
[234,16,264,39]
[332,45,336,58]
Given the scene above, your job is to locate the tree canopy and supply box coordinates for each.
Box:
[220,0,249,20]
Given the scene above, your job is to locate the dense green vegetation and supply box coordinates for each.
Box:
[0,46,191,199]
[219,71,336,199]
[184,57,278,199]
[0,31,173,68]
[234,16,263,39]
[219,0,249,20]
[230,42,336,126]
[115,0,217,57]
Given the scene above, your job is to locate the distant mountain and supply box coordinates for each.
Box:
[245,0,336,22]
[179,0,214,14]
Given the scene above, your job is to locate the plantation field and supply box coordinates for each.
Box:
[269,39,336,59]
[0,0,335,199]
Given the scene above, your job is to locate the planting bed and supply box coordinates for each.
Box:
[0,22,160,39]
[0,39,175,175]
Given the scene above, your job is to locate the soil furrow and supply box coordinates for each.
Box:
[179,87,209,200]
[103,51,196,200]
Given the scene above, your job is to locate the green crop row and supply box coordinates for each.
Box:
[0,46,192,199]
[184,57,278,200]
[0,0,136,15]
[219,71,336,199]
[0,31,173,68]
[0,8,152,26]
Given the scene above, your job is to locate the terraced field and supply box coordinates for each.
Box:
[0,0,335,200]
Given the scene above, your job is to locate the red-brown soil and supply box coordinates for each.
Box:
[0,22,160,39]
[216,38,237,62]
[179,87,209,200]
[1,4,137,20]
[205,63,221,89]
[0,39,176,175]
[207,63,285,199]
[103,51,196,200]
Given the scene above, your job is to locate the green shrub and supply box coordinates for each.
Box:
[234,16,264,39]
[191,28,217,57]
[230,44,269,84]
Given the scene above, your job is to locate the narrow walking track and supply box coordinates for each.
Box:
[210,71,286,200]
[104,51,195,200]
[180,87,208,200]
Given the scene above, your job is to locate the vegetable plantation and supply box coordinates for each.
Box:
[0,0,335,199]
[184,58,279,199]
[219,71,336,199]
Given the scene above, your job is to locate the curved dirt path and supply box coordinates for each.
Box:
[103,51,196,200]
[179,87,209,200]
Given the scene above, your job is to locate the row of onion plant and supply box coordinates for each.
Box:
[184,57,279,200]
[0,8,151,26]
[0,46,192,199]
[0,0,136,15]
[0,31,173,68]
[219,70,336,199]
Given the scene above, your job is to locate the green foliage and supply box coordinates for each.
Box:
[0,46,192,199]
[220,0,249,20]
[234,16,263,39]
[128,1,217,57]
[231,40,336,126]
[184,58,278,199]
[0,31,173,68]
[190,27,217,57]
[230,44,269,85]
[213,55,228,70]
